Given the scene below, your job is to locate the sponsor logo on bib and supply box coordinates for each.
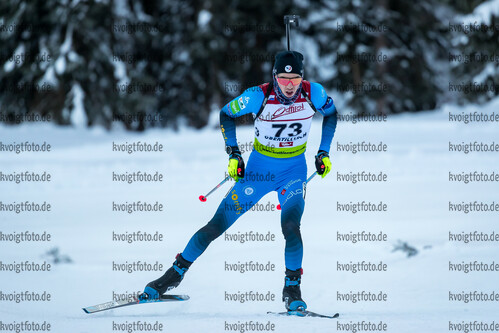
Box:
[272,103,305,120]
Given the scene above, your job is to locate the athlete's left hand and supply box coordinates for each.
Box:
[228,150,245,182]
[315,150,331,178]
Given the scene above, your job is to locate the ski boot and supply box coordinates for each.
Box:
[139,253,192,301]
[282,268,307,311]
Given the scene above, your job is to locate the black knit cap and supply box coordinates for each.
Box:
[273,51,304,76]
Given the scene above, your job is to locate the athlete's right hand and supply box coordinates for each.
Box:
[228,149,245,181]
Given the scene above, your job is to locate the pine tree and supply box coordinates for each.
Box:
[0,0,125,128]
[448,0,498,104]
[297,0,451,114]
[1,0,495,129]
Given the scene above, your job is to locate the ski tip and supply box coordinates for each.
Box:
[174,294,190,301]
[82,308,90,314]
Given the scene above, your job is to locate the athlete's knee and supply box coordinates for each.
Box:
[280,204,304,237]
[282,222,301,240]
[281,216,301,239]
[198,215,228,242]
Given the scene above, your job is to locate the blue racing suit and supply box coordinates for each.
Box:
[181,81,337,271]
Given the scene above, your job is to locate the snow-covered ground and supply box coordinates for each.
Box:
[1,99,498,332]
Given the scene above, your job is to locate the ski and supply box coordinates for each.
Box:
[82,294,189,314]
[267,309,339,319]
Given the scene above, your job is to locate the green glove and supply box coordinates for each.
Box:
[227,149,245,181]
[315,150,332,178]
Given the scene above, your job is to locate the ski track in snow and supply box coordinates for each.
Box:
[1,100,498,332]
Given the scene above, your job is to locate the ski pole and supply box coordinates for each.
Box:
[277,171,318,210]
[199,175,231,202]
[306,171,318,183]
[200,171,318,206]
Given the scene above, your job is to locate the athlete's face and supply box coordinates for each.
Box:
[276,73,302,98]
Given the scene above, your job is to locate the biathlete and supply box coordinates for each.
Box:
[140,50,338,311]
